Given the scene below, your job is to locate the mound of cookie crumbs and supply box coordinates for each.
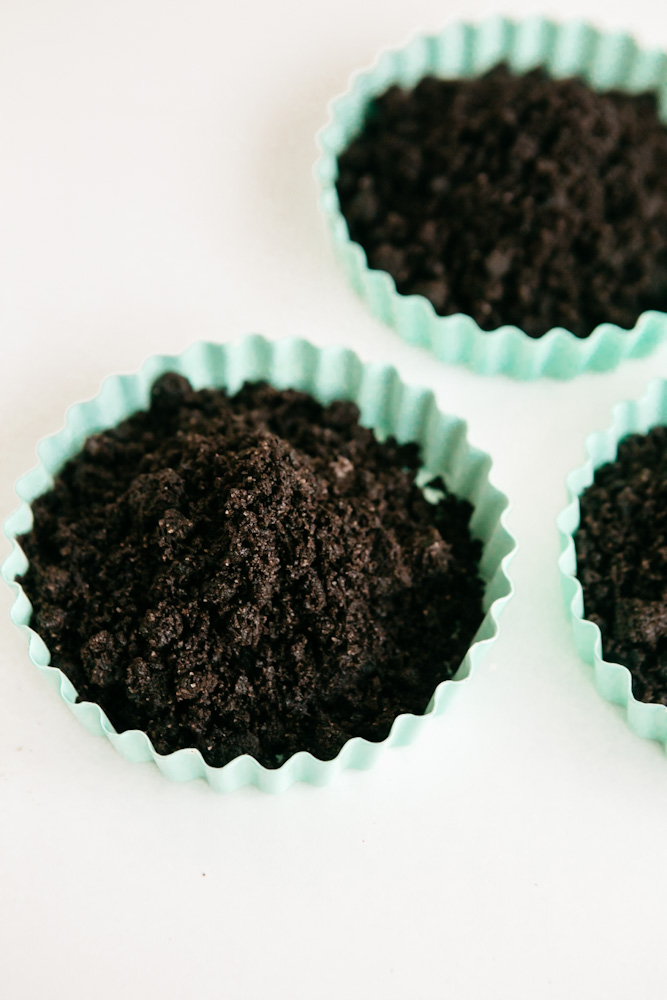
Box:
[19,374,484,767]
[575,426,667,702]
[337,64,667,338]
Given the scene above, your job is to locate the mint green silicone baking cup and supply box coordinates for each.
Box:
[2,337,516,792]
[315,16,667,379]
[558,378,667,747]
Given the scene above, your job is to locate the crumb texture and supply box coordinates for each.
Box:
[19,375,484,767]
[336,65,667,338]
[575,426,667,701]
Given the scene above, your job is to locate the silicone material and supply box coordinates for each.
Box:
[557,378,667,747]
[315,16,667,379]
[3,336,516,791]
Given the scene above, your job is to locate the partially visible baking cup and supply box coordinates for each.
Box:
[315,16,667,379]
[2,336,516,792]
[557,378,667,747]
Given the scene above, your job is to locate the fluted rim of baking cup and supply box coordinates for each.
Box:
[557,378,667,746]
[2,336,516,792]
[315,15,667,379]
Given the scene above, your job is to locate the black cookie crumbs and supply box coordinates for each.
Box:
[19,374,485,767]
[575,425,667,702]
[336,64,667,338]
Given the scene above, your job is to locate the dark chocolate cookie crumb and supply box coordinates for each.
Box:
[336,64,667,338]
[575,426,667,702]
[19,375,484,767]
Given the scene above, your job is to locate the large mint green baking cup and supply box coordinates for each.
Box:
[2,336,516,793]
[315,16,667,379]
[558,378,667,748]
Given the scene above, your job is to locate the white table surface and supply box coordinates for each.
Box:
[2,1,667,997]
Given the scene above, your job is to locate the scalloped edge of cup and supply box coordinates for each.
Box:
[315,15,667,379]
[557,377,667,747]
[2,335,516,792]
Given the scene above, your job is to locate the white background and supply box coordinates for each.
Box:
[1,1,667,997]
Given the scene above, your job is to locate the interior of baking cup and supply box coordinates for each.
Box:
[557,377,667,747]
[315,16,667,378]
[3,336,517,792]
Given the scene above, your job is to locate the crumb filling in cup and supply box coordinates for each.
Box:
[3,337,516,792]
[558,378,667,747]
[316,16,667,378]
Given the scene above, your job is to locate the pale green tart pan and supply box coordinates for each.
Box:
[3,337,516,792]
[558,378,667,748]
[315,16,667,379]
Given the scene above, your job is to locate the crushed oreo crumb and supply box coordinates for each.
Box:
[575,425,667,702]
[19,375,485,767]
[336,64,667,338]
